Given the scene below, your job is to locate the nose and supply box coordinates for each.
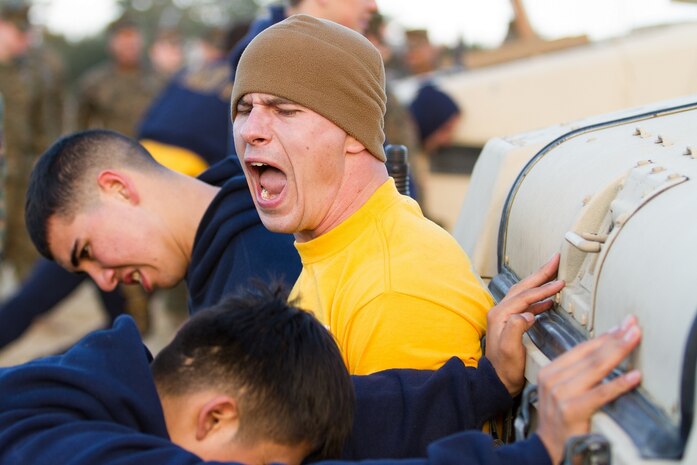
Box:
[84,264,119,292]
[237,107,271,147]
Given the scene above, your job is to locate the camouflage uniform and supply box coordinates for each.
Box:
[28,45,65,144]
[0,94,5,259]
[0,51,55,280]
[76,62,163,138]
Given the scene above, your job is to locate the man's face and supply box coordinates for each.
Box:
[109,27,143,67]
[323,0,377,33]
[0,20,28,60]
[423,113,461,152]
[47,199,188,293]
[233,93,353,241]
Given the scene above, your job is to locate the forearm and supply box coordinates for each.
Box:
[344,357,513,459]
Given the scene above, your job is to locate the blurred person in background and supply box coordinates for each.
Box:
[406,82,462,224]
[76,15,162,136]
[148,28,184,80]
[0,18,244,350]
[365,11,422,202]
[31,14,169,334]
[0,95,5,266]
[138,22,251,176]
[409,82,462,155]
[0,4,133,353]
[0,1,62,282]
[403,29,443,76]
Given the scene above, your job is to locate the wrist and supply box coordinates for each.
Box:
[537,428,562,465]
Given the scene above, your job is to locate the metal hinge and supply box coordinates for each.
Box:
[562,433,611,465]
[514,384,538,441]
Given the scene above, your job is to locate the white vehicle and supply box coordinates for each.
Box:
[455,95,697,464]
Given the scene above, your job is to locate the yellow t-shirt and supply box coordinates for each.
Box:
[290,179,493,375]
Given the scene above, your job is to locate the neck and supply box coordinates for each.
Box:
[148,171,220,262]
[294,155,388,242]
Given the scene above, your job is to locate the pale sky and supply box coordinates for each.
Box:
[30,0,697,47]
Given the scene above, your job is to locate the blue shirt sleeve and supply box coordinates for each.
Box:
[345,357,514,459]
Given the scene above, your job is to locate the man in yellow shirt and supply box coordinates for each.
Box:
[232,15,493,375]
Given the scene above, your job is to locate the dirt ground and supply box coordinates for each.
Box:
[0,267,187,367]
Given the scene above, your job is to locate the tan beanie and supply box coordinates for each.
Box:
[231,14,387,162]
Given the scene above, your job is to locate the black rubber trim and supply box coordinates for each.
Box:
[489,272,685,459]
[680,313,697,446]
[488,267,518,303]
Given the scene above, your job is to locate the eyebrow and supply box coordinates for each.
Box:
[263,96,296,106]
[70,240,79,268]
[239,96,298,108]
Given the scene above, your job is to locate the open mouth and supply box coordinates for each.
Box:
[123,270,152,292]
[250,162,287,202]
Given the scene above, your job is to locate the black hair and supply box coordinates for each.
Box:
[25,129,162,260]
[151,281,354,460]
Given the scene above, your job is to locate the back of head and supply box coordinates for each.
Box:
[107,14,139,37]
[151,281,354,460]
[409,83,460,145]
[231,14,387,162]
[25,129,161,259]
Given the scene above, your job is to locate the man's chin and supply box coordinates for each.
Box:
[259,215,295,235]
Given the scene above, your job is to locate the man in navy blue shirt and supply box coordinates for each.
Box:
[0,277,642,465]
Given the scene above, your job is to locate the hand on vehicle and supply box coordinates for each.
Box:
[485,253,564,396]
[536,315,642,464]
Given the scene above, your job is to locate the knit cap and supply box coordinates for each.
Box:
[231,14,387,161]
[409,83,460,144]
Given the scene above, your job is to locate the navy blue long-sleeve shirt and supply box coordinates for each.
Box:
[0,317,550,465]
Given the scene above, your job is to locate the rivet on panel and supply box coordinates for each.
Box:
[633,127,651,138]
[650,166,665,174]
[504,255,509,266]
[579,314,588,326]
[636,159,652,166]
[655,135,673,146]
[667,173,683,181]
[582,195,592,206]
[685,147,697,159]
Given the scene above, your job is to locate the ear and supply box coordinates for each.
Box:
[344,135,366,155]
[96,170,140,204]
[195,395,240,441]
